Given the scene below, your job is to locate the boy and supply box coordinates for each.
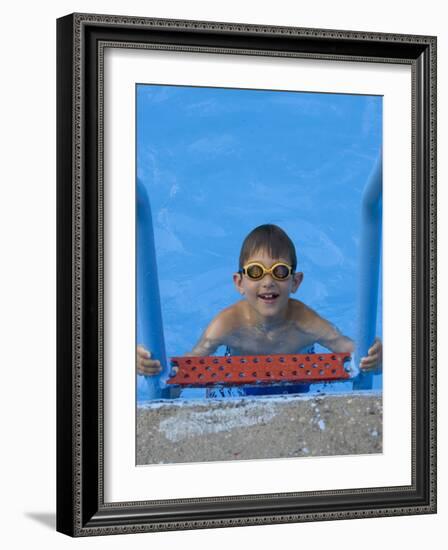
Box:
[137,224,382,377]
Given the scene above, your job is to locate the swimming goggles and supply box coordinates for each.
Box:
[240,262,294,281]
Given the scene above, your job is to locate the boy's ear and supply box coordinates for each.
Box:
[233,272,244,294]
[291,271,304,293]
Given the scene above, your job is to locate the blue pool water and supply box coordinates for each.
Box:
[136,85,382,402]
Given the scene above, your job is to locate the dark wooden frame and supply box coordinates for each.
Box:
[57,13,437,536]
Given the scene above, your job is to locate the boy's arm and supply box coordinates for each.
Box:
[137,333,221,377]
[166,314,227,376]
[138,309,233,376]
[187,311,230,357]
[315,322,355,354]
[189,333,221,356]
[300,304,381,370]
[298,304,354,353]
[317,322,382,371]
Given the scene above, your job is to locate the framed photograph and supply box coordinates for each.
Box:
[57,13,436,536]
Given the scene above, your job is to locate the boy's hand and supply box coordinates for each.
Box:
[136,345,162,376]
[359,338,382,372]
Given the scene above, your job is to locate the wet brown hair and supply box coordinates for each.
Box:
[238,224,297,271]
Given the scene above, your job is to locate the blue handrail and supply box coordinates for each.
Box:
[354,153,382,390]
[136,179,168,400]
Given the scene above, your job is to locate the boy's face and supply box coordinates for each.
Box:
[233,249,303,321]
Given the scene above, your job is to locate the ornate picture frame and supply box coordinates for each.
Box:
[57,13,436,536]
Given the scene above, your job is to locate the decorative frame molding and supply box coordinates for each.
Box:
[57,13,436,536]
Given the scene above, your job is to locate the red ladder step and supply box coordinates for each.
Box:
[166,352,352,387]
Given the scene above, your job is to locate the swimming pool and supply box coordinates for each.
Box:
[136,84,382,402]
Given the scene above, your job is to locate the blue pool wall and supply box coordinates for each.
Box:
[136,85,383,401]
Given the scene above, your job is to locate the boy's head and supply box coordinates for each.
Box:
[238,224,297,272]
[234,224,303,319]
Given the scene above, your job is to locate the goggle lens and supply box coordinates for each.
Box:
[272,264,290,279]
[246,264,264,279]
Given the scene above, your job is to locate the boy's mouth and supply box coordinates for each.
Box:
[257,292,280,303]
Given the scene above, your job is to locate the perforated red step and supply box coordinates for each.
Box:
[166,353,352,386]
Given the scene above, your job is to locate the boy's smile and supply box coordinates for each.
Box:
[257,291,280,303]
[233,250,303,322]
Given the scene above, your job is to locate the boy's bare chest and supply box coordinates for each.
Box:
[225,323,315,355]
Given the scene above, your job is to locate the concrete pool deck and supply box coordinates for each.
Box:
[137,391,382,464]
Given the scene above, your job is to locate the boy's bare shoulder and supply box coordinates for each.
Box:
[288,299,330,334]
[288,299,354,352]
[204,302,245,339]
